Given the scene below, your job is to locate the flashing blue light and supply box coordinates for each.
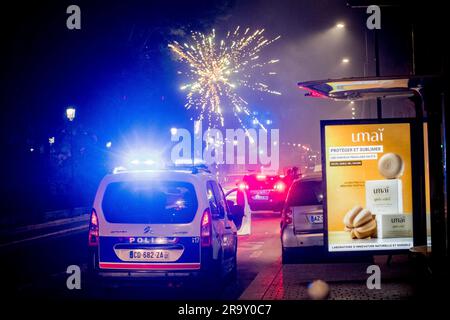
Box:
[106,141,112,148]
[113,154,164,173]
[143,159,155,165]
[173,158,206,166]
[129,158,157,166]
[113,166,127,174]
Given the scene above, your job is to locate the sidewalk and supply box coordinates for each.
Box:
[0,207,89,229]
[240,255,416,300]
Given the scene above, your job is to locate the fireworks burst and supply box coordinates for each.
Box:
[168,26,281,132]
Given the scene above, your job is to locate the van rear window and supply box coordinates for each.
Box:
[287,181,323,206]
[101,181,198,224]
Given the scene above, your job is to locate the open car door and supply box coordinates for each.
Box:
[225,188,251,236]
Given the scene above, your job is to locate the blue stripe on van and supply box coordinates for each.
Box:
[99,236,200,263]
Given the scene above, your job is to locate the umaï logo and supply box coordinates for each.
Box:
[351,128,384,143]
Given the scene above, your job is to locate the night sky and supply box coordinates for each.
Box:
[1,1,446,145]
[0,0,447,212]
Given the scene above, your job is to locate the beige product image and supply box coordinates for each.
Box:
[378,153,404,179]
[365,152,405,215]
[365,179,403,215]
[343,206,377,239]
[376,214,413,238]
[343,205,363,228]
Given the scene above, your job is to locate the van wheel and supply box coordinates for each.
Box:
[228,242,238,281]
[214,250,226,283]
[228,252,237,281]
[85,251,104,297]
[85,269,103,298]
[282,247,295,264]
[199,250,224,298]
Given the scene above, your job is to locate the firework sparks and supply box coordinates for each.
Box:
[168,27,281,132]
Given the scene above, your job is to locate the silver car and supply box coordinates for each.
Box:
[280,172,324,263]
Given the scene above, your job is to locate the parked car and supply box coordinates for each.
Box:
[240,174,287,212]
[280,172,324,263]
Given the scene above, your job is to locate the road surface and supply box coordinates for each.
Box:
[0,212,282,300]
[0,212,418,300]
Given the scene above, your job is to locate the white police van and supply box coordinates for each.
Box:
[87,162,240,285]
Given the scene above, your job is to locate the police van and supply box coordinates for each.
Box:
[87,162,240,285]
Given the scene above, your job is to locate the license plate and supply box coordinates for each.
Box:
[307,214,323,224]
[253,195,269,200]
[128,250,170,261]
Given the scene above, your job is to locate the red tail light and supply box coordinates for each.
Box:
[274,181,286,192]
[200,208,212,247]
[282,207,293,225]
[88,209,99,247]
[238,182,248,191]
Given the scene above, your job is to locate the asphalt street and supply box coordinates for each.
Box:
[0,212,419,301]
[0,213,282,300]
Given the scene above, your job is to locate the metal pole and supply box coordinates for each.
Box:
[411,93,427,247]
[424,87,447,276]
[445,92,449,260]
[411,24,416,75]
[363,30,369,118]
[374,29,382,119]
[70,123,74,195]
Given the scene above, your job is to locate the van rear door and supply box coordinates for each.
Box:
[96,178,201,271]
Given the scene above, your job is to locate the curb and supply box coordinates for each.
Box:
[1,211,89,236]
[239,259,282,300]
[0,224,89,249]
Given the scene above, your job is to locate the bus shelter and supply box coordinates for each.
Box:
[298,76,447,278]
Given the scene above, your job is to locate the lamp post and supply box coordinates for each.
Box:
[66,107,76,195]
[66,107,76,122]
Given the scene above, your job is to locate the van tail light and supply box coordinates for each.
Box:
[88,209,99,247]
[274,181,286,192]
[282,207,293,225]
[238,182,248,191]
[200,208,212,247]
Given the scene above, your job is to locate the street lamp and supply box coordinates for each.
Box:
[66,107,76,121]
[65,106,76,199]
[342,58,350,64]
[336,22,345,29]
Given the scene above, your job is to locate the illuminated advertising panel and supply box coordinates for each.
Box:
[321,120,414,252]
